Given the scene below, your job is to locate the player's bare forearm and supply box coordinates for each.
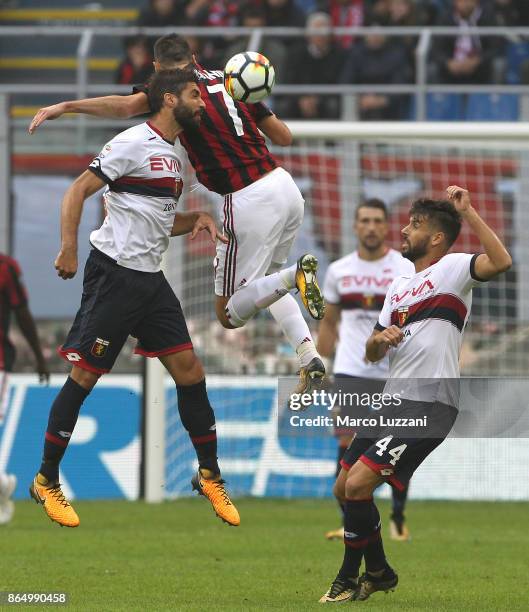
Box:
[65,94,149,118]
[29,92,150,133]
[171,211,200,236]
[57,170,105,279]
[316,304,340,358]
[365,326,404,363]
[446,186,512,279]
[172,211,228,244]
[317,320,337,358]
[258,115,292,146]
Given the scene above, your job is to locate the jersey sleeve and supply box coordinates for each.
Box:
[3,258,28,308]
[132,83,152,112]
[443,252,487,295]
[88,138,141,184]
[132,83,148,96]
[246,102,273,122]
[323,264,340,305]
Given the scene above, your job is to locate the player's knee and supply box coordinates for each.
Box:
[70,366,100,391]
[162,350,205,386]
[177,353,205,385]
[333,479,346,503]
[345,475,375,500]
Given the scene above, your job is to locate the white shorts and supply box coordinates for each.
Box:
[215,167,304,297]
[0,371,10,424]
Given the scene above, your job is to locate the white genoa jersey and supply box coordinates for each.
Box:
[323,248,414,378]
[88,121,183,273]
[377,252,485,382]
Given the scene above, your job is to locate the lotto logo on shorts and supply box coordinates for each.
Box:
[65,352,82,362]
[91,338,110,358]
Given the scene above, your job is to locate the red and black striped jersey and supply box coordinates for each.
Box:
[0,254,28,371]
[134,65,278,195]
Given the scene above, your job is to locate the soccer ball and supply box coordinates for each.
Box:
[223,52,275,104]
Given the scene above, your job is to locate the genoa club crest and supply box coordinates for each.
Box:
[91,337,110,357]
[362,293,375,309]
[397,306,409,327]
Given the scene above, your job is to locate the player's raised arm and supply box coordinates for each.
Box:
[446,185,512,280]
[55,170,106,280]
[28,92,150,134]
[257,114,293,146]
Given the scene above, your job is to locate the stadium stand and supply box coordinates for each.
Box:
[0,0,136,85]
[426,92,464,121]
[465,93,519,122]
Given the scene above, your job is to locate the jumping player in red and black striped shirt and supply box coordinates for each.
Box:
[29,34,327,394]
[0,253,49,525]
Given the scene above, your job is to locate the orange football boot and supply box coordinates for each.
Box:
[29,474,80,528]
[191,469,240,526]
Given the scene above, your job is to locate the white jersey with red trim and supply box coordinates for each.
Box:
[323,249,414,378]
[88,121,183,273]
[377,252,484,386]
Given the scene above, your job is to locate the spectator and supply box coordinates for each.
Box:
[186,0,241,67]
[432,0,500,84]
[223,5,287,81]
[115,36,153,85]
[492,0,521,27]
[285,12,347,119]
[186,0,240,26]
[340,20,413,120]
[316,0,365,49]
[420,0,445,22]
[387,0,428,67]
[514,0,529,24]
[137,0,188,26]
[262,0,306,47]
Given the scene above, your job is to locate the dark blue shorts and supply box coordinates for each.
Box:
[59,248,192,374]
[340,400,458,490]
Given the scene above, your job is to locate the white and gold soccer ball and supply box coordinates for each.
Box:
[223,52,275,104]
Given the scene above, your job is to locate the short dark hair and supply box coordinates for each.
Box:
[409,198,462,247]
[154,34,192,67]
[148,68,198,114]
[355,198,388,219]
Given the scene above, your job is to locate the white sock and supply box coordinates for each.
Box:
[268,294,319,367]
[226,269,295,327]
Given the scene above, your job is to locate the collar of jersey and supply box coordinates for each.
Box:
[147,121,175,145]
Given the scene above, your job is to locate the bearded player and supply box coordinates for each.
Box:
[319,186,511,602]
[29,69,245,528]
[318,199,414,542]
[29,34,326,395]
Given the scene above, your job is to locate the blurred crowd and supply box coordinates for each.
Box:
[114,0,529,120]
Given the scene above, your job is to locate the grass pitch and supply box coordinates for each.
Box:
[1,498,528,611]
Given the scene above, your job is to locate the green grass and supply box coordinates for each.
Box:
[1,498,528,611]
